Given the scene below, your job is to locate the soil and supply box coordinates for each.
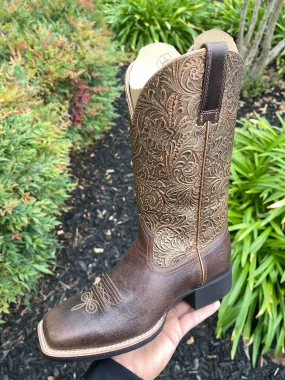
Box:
[0,67,284,380]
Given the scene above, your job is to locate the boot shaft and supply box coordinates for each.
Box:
[126,43,243,270]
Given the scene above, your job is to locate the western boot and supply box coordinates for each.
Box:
[38,30,243,360]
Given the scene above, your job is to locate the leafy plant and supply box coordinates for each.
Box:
[103,0,213,53]
[0,0,124,146]
[0,0,124,315]
[242,74,277,99]
[0,66,74,315]
[217,114,285,365]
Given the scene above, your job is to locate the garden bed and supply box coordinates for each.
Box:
[0,67,284,380]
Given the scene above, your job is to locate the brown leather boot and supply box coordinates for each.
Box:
[38,31,243,360]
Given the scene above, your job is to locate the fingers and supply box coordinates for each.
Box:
[179,301,220,336]
[168,301,194,319]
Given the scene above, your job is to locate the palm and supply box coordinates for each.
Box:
[113,300,220,380]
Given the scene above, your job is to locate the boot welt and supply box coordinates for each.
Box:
[38,266,231,361]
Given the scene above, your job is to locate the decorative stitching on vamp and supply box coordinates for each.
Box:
[71,274,122,314]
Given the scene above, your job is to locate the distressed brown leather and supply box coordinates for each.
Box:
[41,221,225,353]
[198,42,228,125]
[38,42,243,358]
[203,229,231,284]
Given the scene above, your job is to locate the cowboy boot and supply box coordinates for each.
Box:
[38,30,243,360]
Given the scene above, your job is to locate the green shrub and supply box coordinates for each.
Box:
[217,114,285,365]
[0,0,124,146]
[104,0,213,53]
[0,66,74,315]
[0,0,124,315]
[242,74,277,99]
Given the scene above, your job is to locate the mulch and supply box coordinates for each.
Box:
[0,66,284,380]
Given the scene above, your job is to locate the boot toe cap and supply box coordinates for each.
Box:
[40,294,94,354]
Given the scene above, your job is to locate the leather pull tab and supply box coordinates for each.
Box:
[198,42,228,125]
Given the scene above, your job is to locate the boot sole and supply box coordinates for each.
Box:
[38,265,232,361]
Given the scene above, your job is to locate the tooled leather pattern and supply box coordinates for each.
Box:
[199,52,243,249]
[131,52,206,267]
[71,274,122,314]
[131,51,242,268]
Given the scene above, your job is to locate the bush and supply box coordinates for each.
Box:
[0,0,124,146]
[0,0,124,315]
[0,68,74,315]
[104,0,213,53]
[217,114,285,365]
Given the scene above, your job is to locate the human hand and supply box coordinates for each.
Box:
[113,300,220,380]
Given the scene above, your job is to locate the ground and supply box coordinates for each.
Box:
[0,68,284,380]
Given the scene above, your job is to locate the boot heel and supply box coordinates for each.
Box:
[184,266,232,310]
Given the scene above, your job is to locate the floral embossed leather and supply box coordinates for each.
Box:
[130,49,242,270]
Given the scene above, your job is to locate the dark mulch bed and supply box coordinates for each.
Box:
[0,67,284,380]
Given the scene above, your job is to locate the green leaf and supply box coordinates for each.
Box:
[268,199,285,208]
[227,263,249,306]
[261,207,285,226]
[252,323,263,367]
[237,221,261,241]
[274,327,285,357]
[33,264,53,275]
[249,227,272,254]
[231,287,257,358]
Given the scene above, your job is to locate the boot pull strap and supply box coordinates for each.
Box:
[198,42,228,126]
